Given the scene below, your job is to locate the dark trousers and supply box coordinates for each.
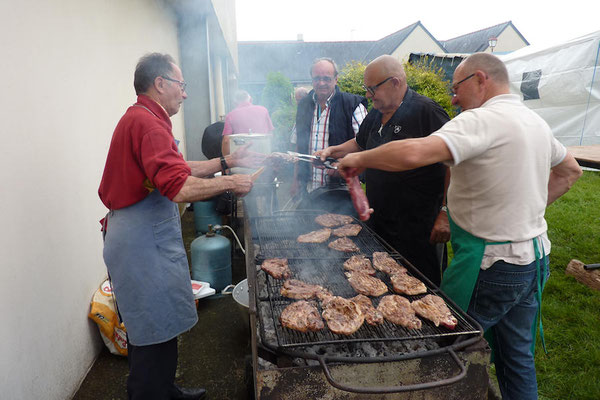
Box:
[127,336,178,400]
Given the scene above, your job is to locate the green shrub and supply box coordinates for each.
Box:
[261,72,295,152]
[404,59,456,118]
[336,59,456,117]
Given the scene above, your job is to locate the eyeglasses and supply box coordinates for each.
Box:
[162,76,187,92]
[312,75,334,83]
[451,73,475,94]
[362,76,394,96]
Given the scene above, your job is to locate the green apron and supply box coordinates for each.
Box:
[440,212,548,356]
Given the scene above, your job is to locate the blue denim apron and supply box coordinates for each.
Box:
[440,211,547,355]
[103,190,198,346]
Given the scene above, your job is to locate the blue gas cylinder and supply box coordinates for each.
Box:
[190,225,231,292]
[193,199,221,234]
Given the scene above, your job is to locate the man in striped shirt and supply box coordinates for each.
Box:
[294,58,368,193]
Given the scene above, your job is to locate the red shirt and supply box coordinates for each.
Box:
[222,101,274,135]
[98,95,191,210]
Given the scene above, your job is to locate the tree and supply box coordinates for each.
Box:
[336,59,456,117]
[404,59,456,118]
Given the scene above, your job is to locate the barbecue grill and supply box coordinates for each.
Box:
[243,209,491,399]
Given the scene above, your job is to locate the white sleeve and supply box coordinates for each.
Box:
[550,136,567,167]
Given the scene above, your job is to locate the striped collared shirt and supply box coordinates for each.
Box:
[309,92,367,190]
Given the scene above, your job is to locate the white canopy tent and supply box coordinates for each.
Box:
[500,31,600,146]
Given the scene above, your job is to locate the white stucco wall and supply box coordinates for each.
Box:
[0,1,184,399]
[392,25,446,61]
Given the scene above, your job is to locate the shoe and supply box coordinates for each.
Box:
[170,383,207,400]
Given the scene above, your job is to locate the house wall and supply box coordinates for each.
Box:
[0,1,184,399]
[392,26,446,61]
[491,28,529,53]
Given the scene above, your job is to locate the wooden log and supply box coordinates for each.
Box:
[565,259,600,291]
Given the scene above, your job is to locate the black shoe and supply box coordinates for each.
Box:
[171,383,206,400]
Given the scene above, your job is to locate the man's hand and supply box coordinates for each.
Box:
[230,174,253,197]
[429,211,450,243]
[337,153,366,177]
[230,144,267,169]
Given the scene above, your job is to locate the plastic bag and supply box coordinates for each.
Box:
[88,279,127,356]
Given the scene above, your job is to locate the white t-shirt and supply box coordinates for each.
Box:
[432,94,567,269]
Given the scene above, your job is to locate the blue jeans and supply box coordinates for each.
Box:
[467,258,549,400]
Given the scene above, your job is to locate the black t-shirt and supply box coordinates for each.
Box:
[356,88,450,281]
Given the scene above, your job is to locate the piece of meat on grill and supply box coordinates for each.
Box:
[332,224,362,237]
[328,237,360,253]
[390,273,427,295]
[260,258,291,280]
[377,295,422,330]
[372,252,407,275]
[411,294,458,330]
[345,271,388,297]
[280,279,331,300]
[315,213,354,228]
[351,294,384,325]
[343,254,376,275]
[297,228,331,243]
[279,301,324,332]
[321,296,364,335]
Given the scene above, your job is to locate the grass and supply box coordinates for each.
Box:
[536,170,600,400]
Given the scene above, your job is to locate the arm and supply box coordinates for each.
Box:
[187,144,265,177]
[429,167,451,243]
[172,174,253,203]
[317,138,362,160]
[547,152,582,205]
[338,135,452,174]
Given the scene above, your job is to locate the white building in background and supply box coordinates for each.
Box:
[0,1,237,399]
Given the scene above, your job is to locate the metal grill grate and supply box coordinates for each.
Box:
[251,211,481,351]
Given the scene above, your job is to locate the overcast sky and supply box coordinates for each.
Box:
[236,0,598,49]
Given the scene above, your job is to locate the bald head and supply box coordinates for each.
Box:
[365,55,406,83]
[459,53,509,86]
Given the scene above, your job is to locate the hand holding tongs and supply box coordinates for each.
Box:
[287,151,338,169]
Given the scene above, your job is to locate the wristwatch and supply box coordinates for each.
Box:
[440,205,448,213]
[220,156,229,174]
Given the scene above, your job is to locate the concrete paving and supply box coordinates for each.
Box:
[73,211,253,400]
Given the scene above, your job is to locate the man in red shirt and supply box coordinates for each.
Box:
[99,53,259,400]
[221,90,274,155]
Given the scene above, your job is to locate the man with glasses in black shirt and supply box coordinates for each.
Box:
[318,55,451,285]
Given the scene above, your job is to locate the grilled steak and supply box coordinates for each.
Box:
[377,295,422,330]
[351,294,384,325]
[280,279,330,300]
[321,296,364,335]
[332,224,362,237]
[328,237,360,252]
[345,271,388,297]
[390,273,427,295]
[315,213,354,228]
[372,252,407,275]
[297,228,331,243]
[261,258,291,280]
[280,300,324,332]
[343,254,376,275]
[411,294,458,330]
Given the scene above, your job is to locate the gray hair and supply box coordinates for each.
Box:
[461,53,509,85]
[310,57,339,77]
[134,53,175,95]
[234,90,251,105]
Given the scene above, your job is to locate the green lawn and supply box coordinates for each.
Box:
[536,170,600,400]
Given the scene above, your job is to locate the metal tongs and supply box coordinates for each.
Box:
[287,151,338,170]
